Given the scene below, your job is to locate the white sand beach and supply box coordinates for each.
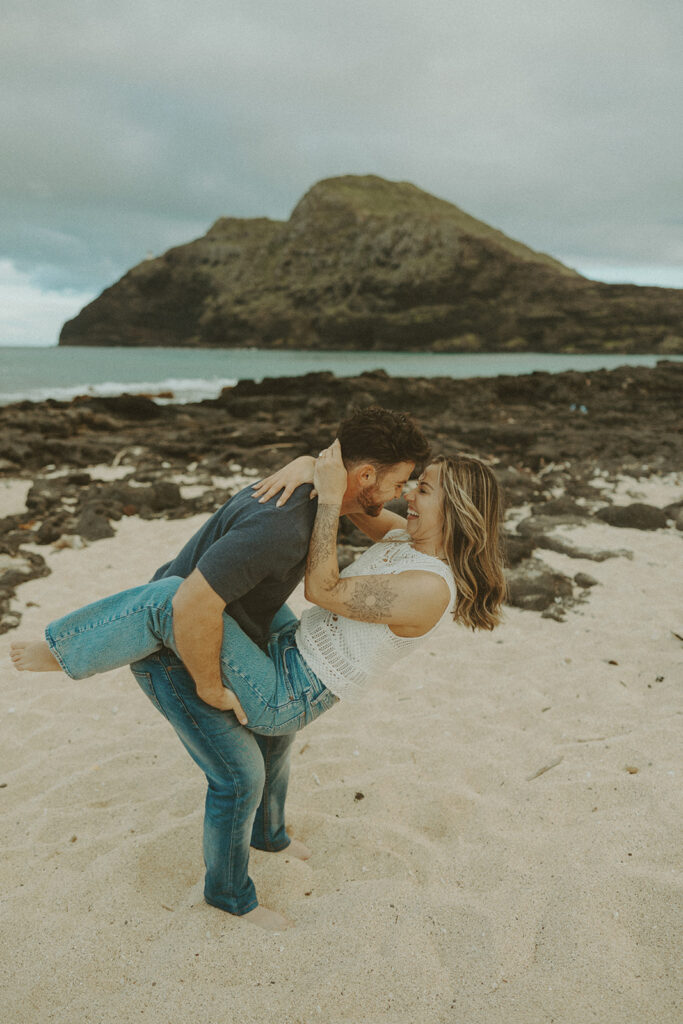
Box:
[1,476,681,1024]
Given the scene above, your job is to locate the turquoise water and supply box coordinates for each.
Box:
[0,346,680,406]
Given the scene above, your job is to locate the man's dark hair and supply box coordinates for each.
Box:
[337,406,431,472]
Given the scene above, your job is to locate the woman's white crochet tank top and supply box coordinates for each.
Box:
[295,530,456,700]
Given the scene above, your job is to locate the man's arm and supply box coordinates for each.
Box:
[250,457,407,541]
[172,569,248,722]
[169,489,314,717]
[305,443,448,634]
[305,504,448,633]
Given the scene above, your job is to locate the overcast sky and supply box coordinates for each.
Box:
[2,0,681,345]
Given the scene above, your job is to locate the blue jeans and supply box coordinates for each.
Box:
[44,580,338,915]
[129,648,295,915]
[45,576,338,736]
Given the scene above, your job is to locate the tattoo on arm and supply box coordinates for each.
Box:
[308,504,399,622]
[342,578,399,622]
[307,503,340,575]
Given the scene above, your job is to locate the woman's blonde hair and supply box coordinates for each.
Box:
[434,454,506,631]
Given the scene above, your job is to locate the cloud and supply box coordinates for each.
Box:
[563,261,682,288]
[0,260,94,346]
[1,0,681,323]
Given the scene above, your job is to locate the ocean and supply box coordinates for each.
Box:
[1,346,680,407]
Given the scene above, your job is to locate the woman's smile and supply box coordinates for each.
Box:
[404,464,444,556]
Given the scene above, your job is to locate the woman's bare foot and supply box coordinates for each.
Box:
[10,640,61,673]
[242,906,293,931]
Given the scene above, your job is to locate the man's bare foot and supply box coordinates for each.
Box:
[251,838,312,859]
[284,838,312,861]
[9,640,60,673]
[242,905,293,931]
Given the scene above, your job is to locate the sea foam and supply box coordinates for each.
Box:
[0,376,238,407]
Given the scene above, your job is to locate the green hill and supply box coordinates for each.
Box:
[60,175,683,353]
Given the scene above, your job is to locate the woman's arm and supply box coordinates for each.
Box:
[346,508,407,542]
[306,443,449,635]
[251,456,316,507]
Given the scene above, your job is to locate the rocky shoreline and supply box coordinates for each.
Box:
[1,362,681,633]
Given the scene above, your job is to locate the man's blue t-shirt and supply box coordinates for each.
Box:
[152,484,317,648]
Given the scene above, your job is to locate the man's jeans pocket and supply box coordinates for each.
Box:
[131,665,166,717]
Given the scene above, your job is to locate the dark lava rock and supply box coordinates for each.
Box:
[516,513,590,537]
[76,507,116,541]
[530,497,591,517]
[26,478,66,513]
[595,503,668,530]
[1,362,681,631]
[494,468,543,507]
[77,394,164,421]
[36,518,67,545]
[0,550,50,634]
[513,513,632,561]
[4,361,682,480]
[503,533,536,567]
[148,481,183,511]
[675,510,683,532]
[338,523,373,548]
[506,558,574,612]
[574,572,599,588]
[93,482,150,516]
[189,488,232,515]
[664,498,683,517]
[541,604,567,622]
[336,544,364,571]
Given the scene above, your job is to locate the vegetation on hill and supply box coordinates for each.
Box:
[60,175,683,353]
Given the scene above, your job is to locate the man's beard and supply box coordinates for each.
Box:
[358,485,383,518]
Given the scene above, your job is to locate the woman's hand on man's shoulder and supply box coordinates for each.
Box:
[251,456,317,507]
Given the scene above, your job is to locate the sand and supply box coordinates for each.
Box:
[1,478,681,1024]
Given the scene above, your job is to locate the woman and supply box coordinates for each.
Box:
[10,443,505,733]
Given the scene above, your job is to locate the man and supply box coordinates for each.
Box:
[130,406,430,930]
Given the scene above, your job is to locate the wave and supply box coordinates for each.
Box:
[0,376,239,407]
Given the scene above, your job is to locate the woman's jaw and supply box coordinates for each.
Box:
[404,464,446,558]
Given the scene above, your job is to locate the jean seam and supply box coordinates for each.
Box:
[160,658,257,915]
[205,893,259,917]
[44,628,70,675]
[48,602,173,642]
[280,644,295,701]
[131,667,165,715]
[222,657,294,711]
[252,737,291,853]
[262,740,272,850]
